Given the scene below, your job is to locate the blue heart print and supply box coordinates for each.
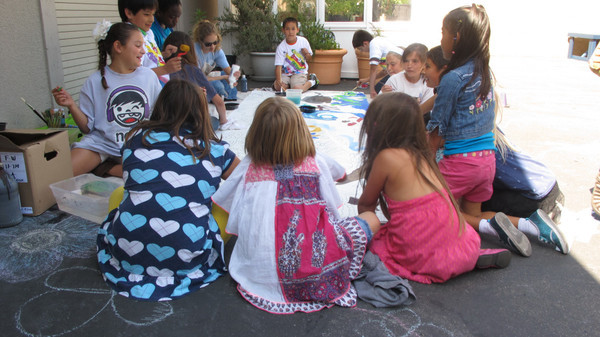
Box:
[146,131,170,144]
[130,169,159,184]
[209,143,224,158]
[98,249,111,264]
[203,239,213,250]
[123,149,132,161]
[131,283,156,299]
[121,260,145,275]
[208,216,219,232]
[204,269,221,283]
[107,234,117,245]
[147,243,176,261]
[120,212,147,232]
[104,272,127,284]
[155,193,187,212]
[170,277,192,297]
[197,180,216,199]
[167,152,196,167]
[224,158,231,168]
[176,265,201,277]
[182,223,205,242]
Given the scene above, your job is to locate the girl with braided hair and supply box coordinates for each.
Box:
[52,21,162,177]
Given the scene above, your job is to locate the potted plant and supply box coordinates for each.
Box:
[218,0,283,81]
[300,20,347,85]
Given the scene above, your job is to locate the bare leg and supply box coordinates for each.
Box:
[71,148,101,176]
[461,199,520,230]
[107,164,123,178]
[299,81,312,92]
[211,94,228,125]
[274,81,288,91]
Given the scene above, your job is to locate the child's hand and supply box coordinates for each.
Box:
[164,56,182,74]
[357,78,368,87]
[51,86,75,109]
[163,44,177,56]
[380,85,393,93]
[301,48,310,57]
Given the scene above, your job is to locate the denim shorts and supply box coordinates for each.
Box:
[354,216,373,242]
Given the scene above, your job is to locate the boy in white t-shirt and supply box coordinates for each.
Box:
[119,0,181,84]
[274,17,319,92]
[352,29,404,98]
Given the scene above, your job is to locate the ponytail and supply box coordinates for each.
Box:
[95,22,138,90]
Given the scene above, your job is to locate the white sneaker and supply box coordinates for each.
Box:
[219,119,243,131]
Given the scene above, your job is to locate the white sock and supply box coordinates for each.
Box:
[309,79,316,87]
[478,219,498,238]
[518,218,539,237]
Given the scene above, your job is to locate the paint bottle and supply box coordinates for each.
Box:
[240,75,248,92]
[0,165,23,227]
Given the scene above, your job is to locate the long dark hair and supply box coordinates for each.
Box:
[442,4,492,100]
[97,22,139,89]
[126,79,218,162]
[427,45,449,69]
[163,31,199,79]
[359,92,465,232]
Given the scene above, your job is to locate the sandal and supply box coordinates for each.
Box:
[592,170,600,216]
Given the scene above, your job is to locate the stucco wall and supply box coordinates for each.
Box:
[0,0,53,129]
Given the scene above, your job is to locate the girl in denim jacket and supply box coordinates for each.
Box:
[427,5,569,257]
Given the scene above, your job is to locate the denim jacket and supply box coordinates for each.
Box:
[427,59,495,142]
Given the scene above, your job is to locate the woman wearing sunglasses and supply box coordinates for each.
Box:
[192,20,240,101]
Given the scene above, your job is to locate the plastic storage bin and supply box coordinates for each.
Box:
[50,174,123,224]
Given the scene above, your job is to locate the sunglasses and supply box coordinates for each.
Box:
[204,41,218,47]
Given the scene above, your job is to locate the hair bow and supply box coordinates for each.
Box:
[93,19,112,43]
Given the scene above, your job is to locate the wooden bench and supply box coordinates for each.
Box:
[568,33,600,61]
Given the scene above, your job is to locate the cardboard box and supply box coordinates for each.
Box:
[0,129,73,216]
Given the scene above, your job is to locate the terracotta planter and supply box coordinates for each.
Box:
[355,47,384,81]
[355,48,371,79]
[307,48,348,85]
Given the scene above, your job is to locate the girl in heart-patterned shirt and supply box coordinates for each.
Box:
[97,79,240,301]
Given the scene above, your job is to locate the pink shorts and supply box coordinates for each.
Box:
[438,151,496,203]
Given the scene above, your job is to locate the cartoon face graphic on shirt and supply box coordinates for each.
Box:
[106,85,150,127]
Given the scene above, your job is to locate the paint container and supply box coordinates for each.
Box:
[0,165,23,227]
[299,105,316,114]
[286,89,302,105]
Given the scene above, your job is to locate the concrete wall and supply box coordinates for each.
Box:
[0,0,53,129]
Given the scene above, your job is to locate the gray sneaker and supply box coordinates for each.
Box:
[488,212,532,257]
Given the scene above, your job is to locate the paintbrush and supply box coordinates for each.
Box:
[20,97,48,126]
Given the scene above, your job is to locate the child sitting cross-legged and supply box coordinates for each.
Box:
[212,97,380,313]
[273,17,319,92]
[97,79,240,301]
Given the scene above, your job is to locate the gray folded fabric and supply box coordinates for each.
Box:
[353,251,416,308]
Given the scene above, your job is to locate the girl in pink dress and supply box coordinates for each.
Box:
[357,93,510,284]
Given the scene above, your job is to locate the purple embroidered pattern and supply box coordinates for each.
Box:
[278,210,305,278]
